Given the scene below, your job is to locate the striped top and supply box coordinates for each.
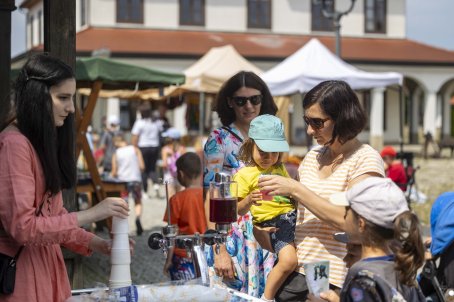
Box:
[295,144,384,288]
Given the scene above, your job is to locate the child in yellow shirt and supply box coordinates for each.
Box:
[234,114,296,302]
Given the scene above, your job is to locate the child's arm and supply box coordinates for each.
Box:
[237,190,262,216]
[163,246,175,276]
[110,153,118,177]
[135,146,145,172]
[161,147,169,169]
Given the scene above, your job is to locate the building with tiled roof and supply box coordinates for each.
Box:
[17,0,454,149]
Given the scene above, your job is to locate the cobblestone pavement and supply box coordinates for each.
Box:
[76,149,454,289]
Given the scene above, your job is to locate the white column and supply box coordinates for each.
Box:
[173,102,187,136]
[107,97,120,120]
[369,88,385,151]
[423,91,437,137]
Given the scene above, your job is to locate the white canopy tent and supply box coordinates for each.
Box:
[262,38,404,151]
[261,38,403,96]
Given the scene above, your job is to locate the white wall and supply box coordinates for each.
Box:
[206,0,245,31]
[145,0,178,28]
[90,0,116,26]
[79,0,406,38]
[273,0,310,34]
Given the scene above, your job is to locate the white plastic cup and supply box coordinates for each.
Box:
[109,264,131,283]
[109,279,132,289]
[111,234,130,249]
[110,248,131,265]
[111,216,129,234]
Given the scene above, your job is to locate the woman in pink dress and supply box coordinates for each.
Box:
[0,54,129,302]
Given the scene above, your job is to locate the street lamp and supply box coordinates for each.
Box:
[314,0,357,57]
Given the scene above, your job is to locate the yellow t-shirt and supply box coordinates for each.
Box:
[233,165,294,224]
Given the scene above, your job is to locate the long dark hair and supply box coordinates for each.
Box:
[215,71,278,126]
[303,80,366,146]
[13,54,76,194]
[358,210,425,287]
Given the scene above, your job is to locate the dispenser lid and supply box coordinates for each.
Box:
[214,172,232,183]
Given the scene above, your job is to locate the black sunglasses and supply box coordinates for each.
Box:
[230,95,262,107]
[303,116,330,130]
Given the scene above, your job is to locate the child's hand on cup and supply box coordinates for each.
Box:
[249,190,263,206]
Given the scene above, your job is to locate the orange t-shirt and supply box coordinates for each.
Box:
[163,187,207,258]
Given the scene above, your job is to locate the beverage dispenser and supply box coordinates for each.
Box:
[209,172,238,234]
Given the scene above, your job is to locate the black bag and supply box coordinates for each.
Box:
[0,247,22,295]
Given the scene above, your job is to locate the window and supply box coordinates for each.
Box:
[364,0,386,33]
[247,0,271,29]
[312,0,334,32]
[179,0,205,26]
[81,0,87,26]
[116,0,143,24]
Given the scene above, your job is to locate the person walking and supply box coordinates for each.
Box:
[111,133,145,236]
[0,54,129,302]
[131,104,164,197]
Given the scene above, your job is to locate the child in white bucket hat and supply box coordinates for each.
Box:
[234,114,296,302]
[323,177,426,302]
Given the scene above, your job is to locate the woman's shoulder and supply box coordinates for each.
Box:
[0,130,31,149]
[207,126,242,144]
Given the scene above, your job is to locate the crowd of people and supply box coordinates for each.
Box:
[1,54,453,302]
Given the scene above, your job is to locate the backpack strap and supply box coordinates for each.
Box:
[221,126,243,143]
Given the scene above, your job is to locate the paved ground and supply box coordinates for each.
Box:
[75,146,454,289]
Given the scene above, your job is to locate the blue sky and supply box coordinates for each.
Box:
[11,0,454,57]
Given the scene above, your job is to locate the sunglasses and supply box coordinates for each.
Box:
[303,116,330,130]
[230,95,262,107]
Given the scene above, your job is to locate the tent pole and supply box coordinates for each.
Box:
[199,92,205,136]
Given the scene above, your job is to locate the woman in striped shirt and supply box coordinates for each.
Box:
[259,80,385,301]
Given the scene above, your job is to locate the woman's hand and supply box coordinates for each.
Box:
[258,175,300,198]
[307,291,340,302]
[213,245,235,280]
[89,236,111,255]
[77,197,129,226]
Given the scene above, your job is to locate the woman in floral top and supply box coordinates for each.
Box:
[203,71,278,297]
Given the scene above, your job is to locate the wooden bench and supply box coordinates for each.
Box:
[439,137,454,157]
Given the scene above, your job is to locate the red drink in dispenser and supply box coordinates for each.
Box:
[209,172,238,228]
[210,197,237,223]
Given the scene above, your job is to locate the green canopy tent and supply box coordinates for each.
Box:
[12,57,185,204]
[74,57,184,204]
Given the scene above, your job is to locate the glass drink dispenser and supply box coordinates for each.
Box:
[209,172,238,234]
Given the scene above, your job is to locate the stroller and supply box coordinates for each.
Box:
[419,192,454,302]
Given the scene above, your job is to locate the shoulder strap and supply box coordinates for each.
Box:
[221,126,243,143]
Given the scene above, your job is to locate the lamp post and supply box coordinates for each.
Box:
[315,0,357,57]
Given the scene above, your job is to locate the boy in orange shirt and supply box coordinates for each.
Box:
[163,152,206,280]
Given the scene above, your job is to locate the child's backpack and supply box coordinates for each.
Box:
[342,270,426,302]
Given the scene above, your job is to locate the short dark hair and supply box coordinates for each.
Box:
[238,138,283,167]
[176,152,201,179]
[13,53,76,194]
[303,80,367,145]
[215,71,278,126]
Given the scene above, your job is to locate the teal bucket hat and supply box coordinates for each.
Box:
[249,114,289,152]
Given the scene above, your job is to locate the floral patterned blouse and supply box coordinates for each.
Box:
[203,124,275,297]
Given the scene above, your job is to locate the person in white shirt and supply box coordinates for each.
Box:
[111,132,145,236]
